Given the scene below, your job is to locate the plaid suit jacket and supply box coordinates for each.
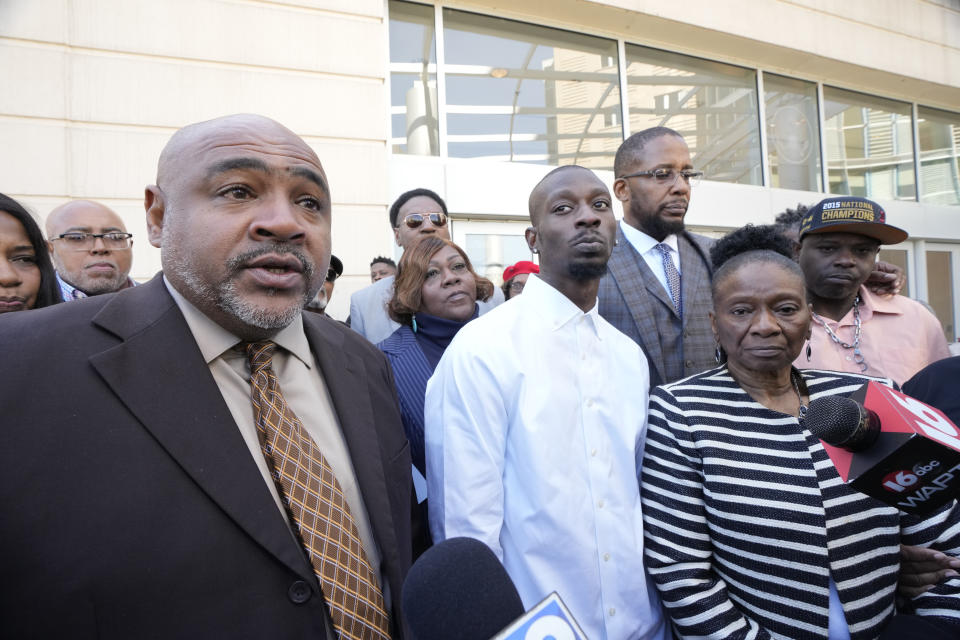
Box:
[598,226,715,387]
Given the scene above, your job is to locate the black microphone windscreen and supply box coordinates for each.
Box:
[805,395,863,445]
[402,537,524,640]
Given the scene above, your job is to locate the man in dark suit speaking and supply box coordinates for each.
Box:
[0,114,413,639]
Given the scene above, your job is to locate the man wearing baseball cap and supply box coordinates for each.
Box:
[501,260,539,300]
[796,196,950,384]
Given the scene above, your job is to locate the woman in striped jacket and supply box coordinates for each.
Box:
[640,226,960,639]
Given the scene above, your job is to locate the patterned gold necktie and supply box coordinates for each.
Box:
[246,341,391,640]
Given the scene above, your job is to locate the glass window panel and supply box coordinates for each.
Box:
[917,106,960,205]
[822,87,915,201]
[442,8,622,169]
[878,249,909,297]
[926,251,955,342]
[624,44,761,185]
[389,1,439,156]
[764,74,822,191]
[465,233,533,285]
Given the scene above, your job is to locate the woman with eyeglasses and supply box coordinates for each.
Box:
[377,236,493,480]
[0,193,62,314]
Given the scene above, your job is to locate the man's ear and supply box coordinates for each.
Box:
[524,225,538,254]
[393,226,402,248]
[709,309,718,342]
[144,185,166,248]
[612,178,630,203]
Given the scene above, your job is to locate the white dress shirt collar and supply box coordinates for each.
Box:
[521,274,601,338]
[619,219,679,256]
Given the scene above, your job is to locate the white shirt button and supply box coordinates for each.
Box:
[586,399,594,408]
[609,607,616,616]
[591,448,597,457]
[597,499,604,508]
[604,553,610,562]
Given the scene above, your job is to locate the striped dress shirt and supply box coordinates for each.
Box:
[641,366,960,639]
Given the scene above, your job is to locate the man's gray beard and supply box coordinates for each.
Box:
[163,230,316,331]
[78,272,128,296]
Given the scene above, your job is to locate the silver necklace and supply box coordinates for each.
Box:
[811,295,868,373]
[791,371,808,421]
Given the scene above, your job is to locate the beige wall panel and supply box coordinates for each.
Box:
[70,0,385,78]
[0,0,68,42]
[278,0,382,16]
[67,127,168,200]
[304,138,389,207]
[67,53,385,140]
[330,204,394,274]
[0,119,68,195]
[0,42,67,120]
[785,0,960,48]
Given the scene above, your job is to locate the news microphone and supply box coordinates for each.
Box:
[402,537,524,640]
[401,537,587,640]
[806,381,960,514]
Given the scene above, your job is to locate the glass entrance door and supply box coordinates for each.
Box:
[924,243,960,345]
[450,218,534,286]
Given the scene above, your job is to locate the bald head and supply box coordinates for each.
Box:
[46,199,133,296]
[145,113,332,340]
[156,114,324,191]
[528,165,607,225]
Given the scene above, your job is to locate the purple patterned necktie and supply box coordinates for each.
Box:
[655,243,682,318]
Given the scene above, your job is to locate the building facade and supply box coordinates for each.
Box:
[1,0,958,336]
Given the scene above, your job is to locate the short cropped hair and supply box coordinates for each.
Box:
[709,224,804,298]
[370,256,396,269]
[388,188,448,229]
[614,126,685,178]
[387,236,493,326]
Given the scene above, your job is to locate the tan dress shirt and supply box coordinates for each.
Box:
[163,278,383,583]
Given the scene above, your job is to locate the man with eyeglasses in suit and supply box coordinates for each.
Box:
[599,127,716,388]
[348,188,503,344]
[46,199,137,300]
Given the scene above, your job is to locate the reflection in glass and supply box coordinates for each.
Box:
[390,1,439,155]
[624,45,761,185]
[764,74,821,191]
[926,251,955,342]
[442,9,622,170]
[822,87,915,201]
[918,106,960,205]
[465,233,533,285]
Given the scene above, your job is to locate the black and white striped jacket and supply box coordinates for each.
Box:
[641,366,960,639]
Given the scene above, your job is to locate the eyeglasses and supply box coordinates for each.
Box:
[618,168,703,188]
[507,280,526,292]
[52,232,133,251]
[401,212,448,229]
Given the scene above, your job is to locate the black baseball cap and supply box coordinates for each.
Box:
[799,196,907,244]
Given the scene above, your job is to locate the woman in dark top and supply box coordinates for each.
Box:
[640,225,960,640]
[0,193,61,313]
[378,236,493,476]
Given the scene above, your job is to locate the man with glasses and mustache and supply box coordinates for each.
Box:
[45,199,137,299]
[348,188,503,344]
[0,114,414,639]
[599,126,717,387]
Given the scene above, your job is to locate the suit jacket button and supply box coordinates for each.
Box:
[288,580,312,604]
[685,360,694,368]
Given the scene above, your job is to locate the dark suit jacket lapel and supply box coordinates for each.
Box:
[88,276,314,581]
[608,227,668,383]
[304,318,401,585]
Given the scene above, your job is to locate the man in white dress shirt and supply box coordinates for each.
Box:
[425,165,668,640]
